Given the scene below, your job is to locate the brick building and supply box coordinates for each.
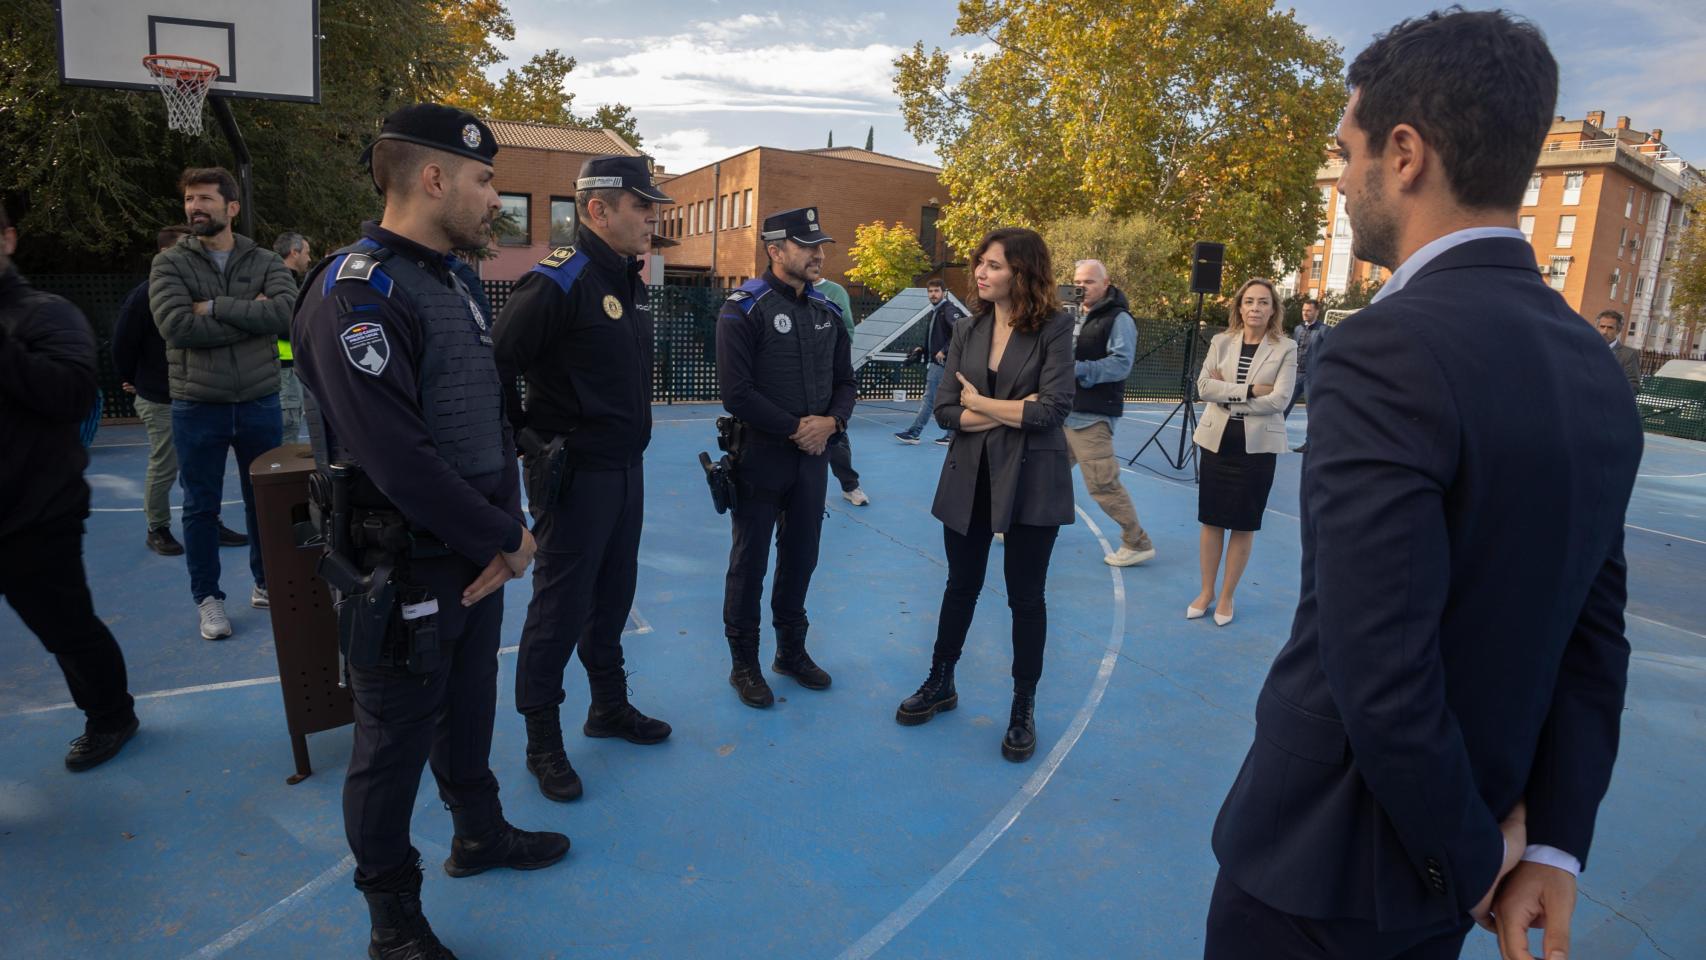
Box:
[651,146,962,291]
[480,119,643,281]
[1285,111,1702,360]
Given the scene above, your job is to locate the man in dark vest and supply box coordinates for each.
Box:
[494,155,674,805]
[716,207,857,708]
[1066,259,1153,565]
[292,103,567,960]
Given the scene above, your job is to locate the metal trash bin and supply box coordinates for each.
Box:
[250,443,352,783]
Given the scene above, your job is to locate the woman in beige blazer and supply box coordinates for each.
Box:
[1188,278,1296,626]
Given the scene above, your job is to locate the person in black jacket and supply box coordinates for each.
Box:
[716,207,857,708]
[895,227,1075,763]
[492,155,674,803]
[895,277,965,444]
[0,204,139,772]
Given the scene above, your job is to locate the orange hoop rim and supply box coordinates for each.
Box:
[142,54,219,83]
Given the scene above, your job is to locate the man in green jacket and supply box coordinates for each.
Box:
[814,276,868,505]
[149,167,297,640]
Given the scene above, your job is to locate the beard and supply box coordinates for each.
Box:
[188,212,227,237]
[1347,165,1400,269]
[440,192,493,253]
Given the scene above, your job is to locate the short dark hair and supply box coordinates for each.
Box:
[576,188,629,223]
[926,277,945,290]
[1347,8,1557,210]
[370,139,466,196]
[157,224,190,252]
[965,227,1058,334]
[178,167,239,203]
[273,232,307,258]
[1596,309,1625,324]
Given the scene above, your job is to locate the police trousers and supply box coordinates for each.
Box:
[344,557,504,886]
[515,463,644,715]
[723,438,828,640]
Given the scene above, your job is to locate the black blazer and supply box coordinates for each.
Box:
[931,309,1075,534]
[1211,237,1643,931]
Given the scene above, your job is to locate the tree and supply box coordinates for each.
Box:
[865,127,874,151]
[484,48,578,125]
[894,0,1344,289]
[846,221,932,298]
[828,131,835,148]
[590,104,644,149]
[1041,213,1185,316]
[1670,187,1706,333]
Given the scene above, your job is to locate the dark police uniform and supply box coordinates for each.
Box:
[493,155,674,803]
[717,207,856,707]
[291,104,565,960]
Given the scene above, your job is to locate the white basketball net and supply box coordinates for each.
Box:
[145,57,217,135]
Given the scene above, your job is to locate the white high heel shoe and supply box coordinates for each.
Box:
[1186,602,1209,620]
[1213,605,1235,627]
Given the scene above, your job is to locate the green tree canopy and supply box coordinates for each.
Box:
[1669,187,1706,334]
[894,0,1345,291]
[846,221,932,299]
[1041,213,1185,316]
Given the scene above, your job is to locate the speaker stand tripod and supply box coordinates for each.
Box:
[1129,292,1204,478]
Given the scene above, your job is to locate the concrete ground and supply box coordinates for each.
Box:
[1,401,1701,959]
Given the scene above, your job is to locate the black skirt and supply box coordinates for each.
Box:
[1198,418,1276,532]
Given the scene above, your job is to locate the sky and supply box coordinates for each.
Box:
[497,0,1705,175]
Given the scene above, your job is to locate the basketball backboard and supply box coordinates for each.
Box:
[55,0,320,103]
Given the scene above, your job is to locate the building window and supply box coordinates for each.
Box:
[1319,186,1332,238]
[1519,215,1535,243]
[549,197,575,246]
[1609,268,1620,300]
[1638,192,1649,223]
[1625,186,1635,218]
[744,189,753,226]
[1635,276,1648,302]
[496,193,530,246]
[1632,236,1641,262]
[1661,279,1674,316]
[1562,172,1583,205]
[1547,256,1570,291]
[1326,250,1351,292]
[1617,227,1627,259]
[1555,215,1575,249]
[1523,175,1541,206]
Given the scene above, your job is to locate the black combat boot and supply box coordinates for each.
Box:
[727,635,774,708]
[522,708,583,802]
[1002,689,1037,763]
[895,659,957,725]
[772,624,831,690]
[362,854,457,960]
[443,817,570,878]
[583,666,672,744]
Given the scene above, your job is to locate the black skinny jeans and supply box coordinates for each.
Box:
[932,457,1059,691]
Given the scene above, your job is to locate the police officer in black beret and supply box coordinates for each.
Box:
[292,103,568,960]
[493,155,673,803]
[716,207,857,707]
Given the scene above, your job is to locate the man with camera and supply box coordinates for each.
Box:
[895,277,964,445]
[1066,259,1154,566]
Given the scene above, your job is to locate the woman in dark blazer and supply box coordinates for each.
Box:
[894,227,1075,763]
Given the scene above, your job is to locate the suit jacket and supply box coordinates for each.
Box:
[1193,332,1297,455]
[932,309,1075,534]
[1613,343,1642,393]
[1211,237,1642,932]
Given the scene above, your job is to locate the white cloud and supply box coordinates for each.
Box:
[647,128,758,173]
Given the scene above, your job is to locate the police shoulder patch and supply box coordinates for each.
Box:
[327,252,394,298]
[539,245,576,268]
[340,321,391,377]
[727,291,751,302]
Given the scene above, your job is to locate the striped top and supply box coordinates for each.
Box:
[1230,340,1259,420]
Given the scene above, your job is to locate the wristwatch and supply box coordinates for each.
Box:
[833,415,847,433]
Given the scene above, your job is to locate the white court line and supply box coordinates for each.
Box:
[1628,613,1706,642]
[834,506,1127,960]
[185,853,357,959]
[90,441,153,448]
[1637,471,1706,479]
[1625,523,1706,548]
[89,498,244,513]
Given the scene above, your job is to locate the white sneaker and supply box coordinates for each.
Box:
[843,487,870,506]
[250,585,270,609]
[198,596,233,640]
[994,532,1005,545]
[1104,545,1157,567]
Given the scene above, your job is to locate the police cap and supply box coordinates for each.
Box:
[576,155,673,203]
[359,103,499,172]
[760,207,833,246]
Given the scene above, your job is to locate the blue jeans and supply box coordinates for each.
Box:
[171,394,283,602]
[904,362,948,437]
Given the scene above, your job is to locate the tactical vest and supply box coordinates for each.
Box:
[1072,301,1126,417]
[727,278,842,427]
[304,238,507,479]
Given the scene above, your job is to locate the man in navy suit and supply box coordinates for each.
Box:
[1205,11,1642,960]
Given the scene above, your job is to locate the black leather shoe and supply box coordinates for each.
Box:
[522,709,583,802]
[145,526,184,557]
[773,626,831,690]
[584,702,672,744]
[727,635,774,708]
[364,856,457,960]
[217,522,248,546]
[896,660,957,725]
[1002,692,1037,762]
[65,716,139,771]
[443,820,570,878]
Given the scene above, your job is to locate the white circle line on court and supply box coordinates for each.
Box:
[832,505,1127,960]
[89,498,244,513]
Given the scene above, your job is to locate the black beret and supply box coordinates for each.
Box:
[360,103,498,171]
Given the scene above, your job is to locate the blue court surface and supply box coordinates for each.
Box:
[3,401,1703,960]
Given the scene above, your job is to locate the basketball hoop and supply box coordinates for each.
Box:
[143,54,219,135]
